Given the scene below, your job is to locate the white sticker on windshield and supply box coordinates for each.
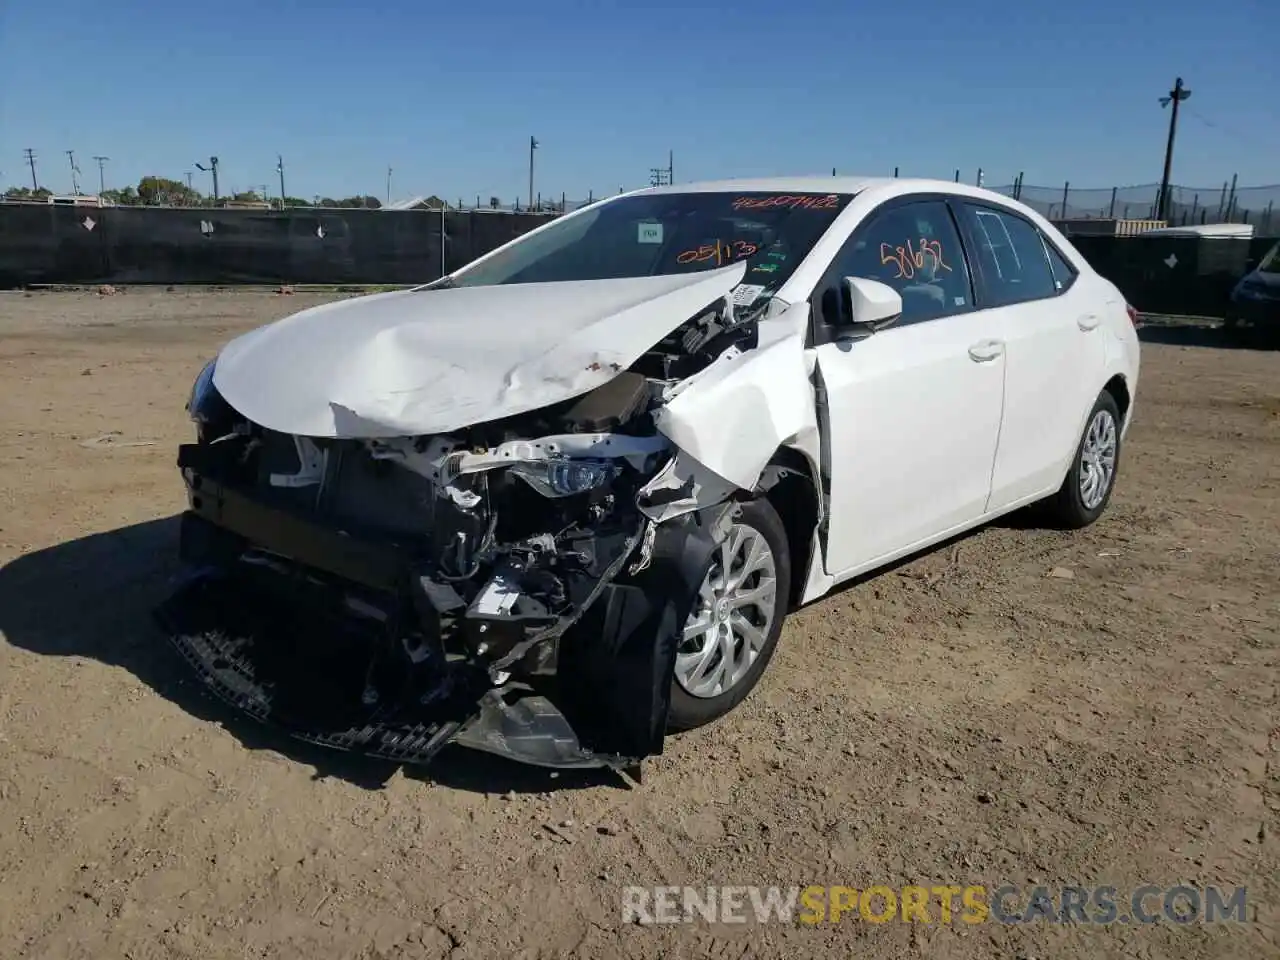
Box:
[731,284,767,306]
[637,222,663,244]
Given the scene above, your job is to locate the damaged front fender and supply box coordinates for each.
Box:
[653,304,818,491]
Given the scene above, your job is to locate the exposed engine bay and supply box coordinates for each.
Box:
[158,288,788,772]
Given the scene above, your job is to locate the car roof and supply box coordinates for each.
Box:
[634,175,1021,207]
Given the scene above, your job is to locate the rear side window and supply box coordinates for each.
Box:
[1042,239,1078,292]
[964,205,1057,305]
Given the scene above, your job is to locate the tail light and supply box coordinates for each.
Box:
[1125,303,1140,327]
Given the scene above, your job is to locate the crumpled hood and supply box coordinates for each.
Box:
[212,263,747,438]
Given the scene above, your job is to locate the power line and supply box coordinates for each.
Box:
[1184,107,1267,150]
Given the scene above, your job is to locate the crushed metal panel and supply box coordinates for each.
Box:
[211,263,747,439]
[653,310,817,490]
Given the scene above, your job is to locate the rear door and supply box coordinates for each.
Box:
[954,202,1108,510]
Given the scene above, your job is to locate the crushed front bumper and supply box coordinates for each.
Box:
[157,451,722,772]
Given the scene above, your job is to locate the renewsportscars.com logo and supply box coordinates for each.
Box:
[621,884,1250,926]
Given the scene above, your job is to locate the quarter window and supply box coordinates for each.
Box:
[821,200,974,326]
[1042,238,1078,292]
[965,205,1058,304]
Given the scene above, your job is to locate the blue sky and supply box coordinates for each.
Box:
[1,0,1276,203]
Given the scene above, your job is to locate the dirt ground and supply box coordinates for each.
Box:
[0,288,1276,960]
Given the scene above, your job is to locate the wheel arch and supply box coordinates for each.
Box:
[1103,372,1131,426]
[753,445,823,610]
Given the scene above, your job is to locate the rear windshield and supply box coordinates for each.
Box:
[448,191,854,295]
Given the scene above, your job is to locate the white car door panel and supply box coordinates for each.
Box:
[808,197,1006,580]
[817,314,1005,578]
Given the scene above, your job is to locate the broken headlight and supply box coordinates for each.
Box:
[509,460,616,498]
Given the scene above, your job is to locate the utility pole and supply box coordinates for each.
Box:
[529,136,538,209]
[185,171,194,191]
[66,150,81,194]
[668,149,674,185]
[1157,76,1192,221]
[276,155,286,209]
[386,166,392,205]
[195,156,220,203]
[24,148,38,190]
[92,156,109,194]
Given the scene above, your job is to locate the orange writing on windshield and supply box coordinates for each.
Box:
[880,238,952,280]
[676,239,759,266]
[731,194,840,211]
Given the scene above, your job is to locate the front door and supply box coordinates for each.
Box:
[810,199,1006,579]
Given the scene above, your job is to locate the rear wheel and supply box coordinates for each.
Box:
[1045,391,1122,529]
[667,498,790,732]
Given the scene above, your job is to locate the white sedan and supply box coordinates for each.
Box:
[164,176,1139,770]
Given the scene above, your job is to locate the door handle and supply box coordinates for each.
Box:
[1077,314,1100,331]
[968,339,1005,362]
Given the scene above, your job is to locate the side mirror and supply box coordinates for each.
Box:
[841,276,903,333]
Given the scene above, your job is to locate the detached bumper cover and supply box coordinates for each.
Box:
[159,457,723,771]
[156,572,474,764]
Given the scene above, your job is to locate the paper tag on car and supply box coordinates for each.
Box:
[637,222,663,244]
[731,284,767,306]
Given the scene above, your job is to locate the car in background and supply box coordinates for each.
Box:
[160,176,1141,772]
[1228,237,1280,332]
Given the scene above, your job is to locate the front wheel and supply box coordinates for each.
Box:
[1045,391,1122,529]
[667,498,790,732]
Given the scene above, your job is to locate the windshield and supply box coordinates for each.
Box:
[1259,240,1280,275]
[447,191,854,296]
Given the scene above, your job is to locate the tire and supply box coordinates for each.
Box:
[1045,390,1122,529]
[667,497,791,732]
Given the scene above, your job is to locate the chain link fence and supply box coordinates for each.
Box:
[453,180,1280,233]
[989,181,1279,232]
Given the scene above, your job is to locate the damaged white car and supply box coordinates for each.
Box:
[158,177,1140,771]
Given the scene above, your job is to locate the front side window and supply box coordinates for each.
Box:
[446,191,855,305]
[964,205,1058,304]
[821,200,974,325]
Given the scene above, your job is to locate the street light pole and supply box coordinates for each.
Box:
[195,156,220,203]
[1157,77,1191,222]
[529,135,539,209]
[277,155,286,209]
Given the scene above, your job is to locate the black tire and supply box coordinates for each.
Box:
[1045,390,1122,530]
[667,497,791,732]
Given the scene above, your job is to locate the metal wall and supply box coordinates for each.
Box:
[1072,236,1276,318]
[0,205,555,288]
[0,204,1275,319]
